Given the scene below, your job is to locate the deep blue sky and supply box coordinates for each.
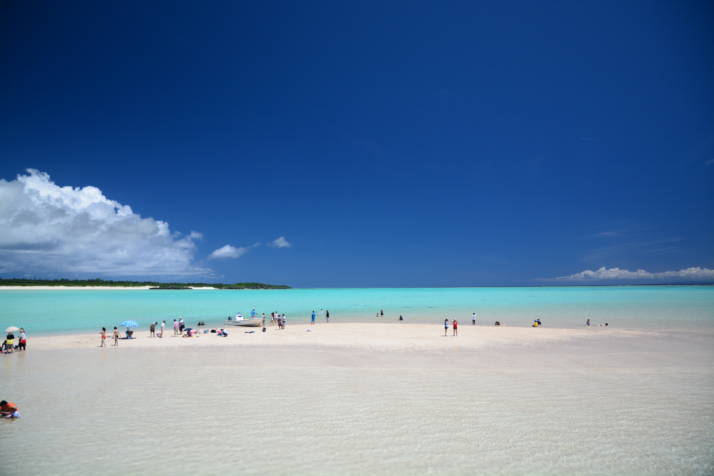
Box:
[1,1,713,286]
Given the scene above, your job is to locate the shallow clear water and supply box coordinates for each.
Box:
[2,331,713,476]
[1,286,713,334]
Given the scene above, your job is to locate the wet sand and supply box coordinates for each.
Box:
[2,323,713,476]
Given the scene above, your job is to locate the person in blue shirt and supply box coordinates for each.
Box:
[311,310,316,325]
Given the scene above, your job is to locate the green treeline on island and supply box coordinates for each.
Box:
[0,278,290,290]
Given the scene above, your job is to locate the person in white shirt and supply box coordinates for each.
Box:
[472,313,477,325]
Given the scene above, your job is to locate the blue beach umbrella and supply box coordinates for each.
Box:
[120,320,139,328]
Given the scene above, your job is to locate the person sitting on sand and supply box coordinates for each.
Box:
[5,334,14,353]
[494,321,501,326]
[217,328,228,337]
[0,400,20,419]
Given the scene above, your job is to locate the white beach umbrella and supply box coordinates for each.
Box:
[5,326,20,333]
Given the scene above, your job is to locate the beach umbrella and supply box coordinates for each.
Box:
[4,326,20,333]
[119,320,139,328]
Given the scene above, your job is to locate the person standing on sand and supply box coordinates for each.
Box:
[380,309,384,317]
[18,328,27,351]
[586,318,591,327]
[112,327,119,346]
[472,313,477,325]
[326,310,330,323]
[311,310,316,325]
[149,322,156,337]
[160,320,165,338]
[444,318,449,336]
[453,320,458,336]
[100,327,107,347]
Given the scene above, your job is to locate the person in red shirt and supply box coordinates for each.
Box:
[452,320,458,336]
[0,400,20,419]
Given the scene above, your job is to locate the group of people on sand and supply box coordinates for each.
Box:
[100,318,234,346]
[145,318,191,338]
[148,321,165,337]
[264,312,288,328]
[99,327,120,347]
[443,318,459,336]
[2,329,27,354]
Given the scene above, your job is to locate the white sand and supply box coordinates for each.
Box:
[3,323,713,476]
[0,286,217,290]
[28,322,647,351]
[0,285,154,290]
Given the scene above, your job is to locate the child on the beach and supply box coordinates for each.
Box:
[0,400,20,419]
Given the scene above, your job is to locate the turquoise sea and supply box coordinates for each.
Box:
[1,285,713,334]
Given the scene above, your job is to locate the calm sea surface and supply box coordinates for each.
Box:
[1,286,713,334]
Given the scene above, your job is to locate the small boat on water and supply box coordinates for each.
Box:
[225,313,262,327]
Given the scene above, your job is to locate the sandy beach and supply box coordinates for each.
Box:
[0,286,155,290]
[3,322,713,476]
[29,322,648,351]
[0,286,218,290]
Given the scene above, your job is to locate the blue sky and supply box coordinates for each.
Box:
[1,1,713,286]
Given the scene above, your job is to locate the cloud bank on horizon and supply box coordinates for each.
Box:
[0,169,206,276]
[558,266,714,282]
[0,170,289,277]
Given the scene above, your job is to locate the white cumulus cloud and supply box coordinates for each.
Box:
[557,266,714,281]
[209,245,248,259]
[0,169,208,276]
[271,236,291,248]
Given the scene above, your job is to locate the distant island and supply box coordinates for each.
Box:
[0,278,290,289]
